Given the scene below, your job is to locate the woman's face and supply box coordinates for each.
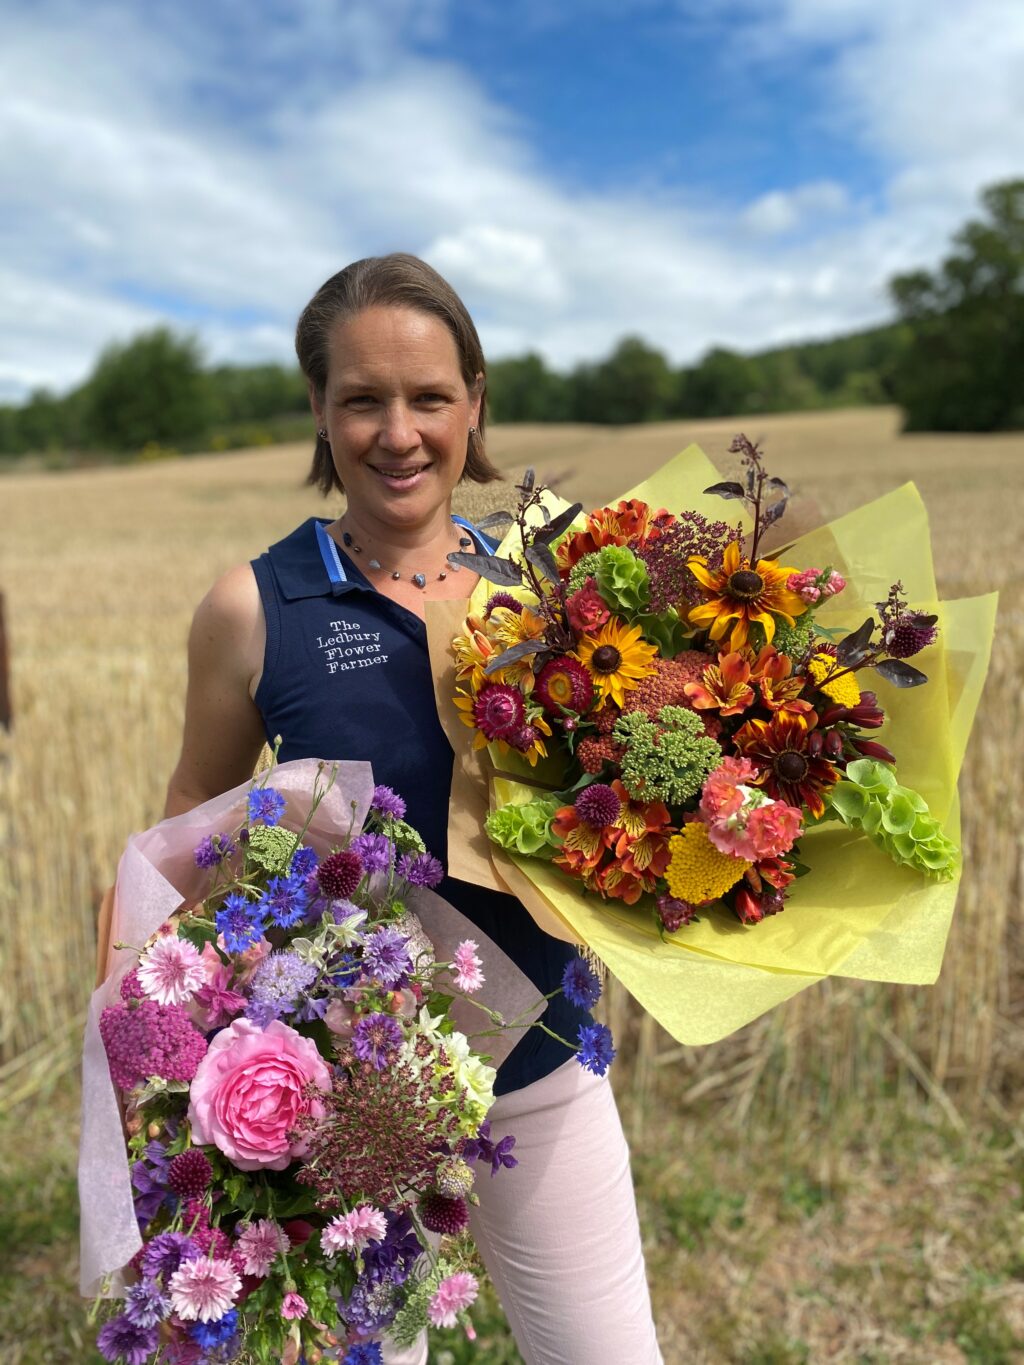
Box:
[313,305,482,532]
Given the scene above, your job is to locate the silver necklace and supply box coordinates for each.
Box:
[339,521,474,589]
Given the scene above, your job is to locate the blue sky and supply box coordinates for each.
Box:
[1,0,1021,401]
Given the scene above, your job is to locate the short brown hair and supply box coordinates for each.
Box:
[295,253,501,496]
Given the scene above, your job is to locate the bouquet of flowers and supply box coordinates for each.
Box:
[81,757,609,1364]
[427,439,997,1045]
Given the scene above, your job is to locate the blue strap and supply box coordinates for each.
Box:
[314,521,350,593]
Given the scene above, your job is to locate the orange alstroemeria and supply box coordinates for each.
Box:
[556,498,675,573]
[686,540,808,654]
[750,645,814,714]
[684,651,756,716]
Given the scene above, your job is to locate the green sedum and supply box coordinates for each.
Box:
[567,550,603,596]
[827,758,959,879]
[485,795,562,857]
[613,705,721,806]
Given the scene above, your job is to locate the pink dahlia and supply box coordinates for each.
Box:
[428,1271,479,1329]
[235,1218,290,1277]
[452,940,485,994]
[138,934,206,1006]
[167,1256,240,1323]
[473,683,525,742]
[320,1205,388,1255]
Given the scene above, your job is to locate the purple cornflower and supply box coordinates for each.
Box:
[396,852,444,888]
[258,873,309,929]
[214,892,265,953]
[561,956,602,1011]
[247,786,286,826]
[576,1021,616,1076]
[141,1231,201,1283]
[371,785,406,819]
[360,927,412,987]
[290,844,318,878]
[344,1344,384,1365]
[189,1308,239,1349]
[352,1012,404,1071]
[193,832,236,869]
[124,1278,171,1328]
[461,1119,518,1177]
[96,1314,159,1364]
[350,832,395,874]
[248,952,317,1015]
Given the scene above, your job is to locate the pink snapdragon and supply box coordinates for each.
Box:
[786,566,846,605]
[428,1271,479,1328]
[138,933,206,1006]
[452,940,485,994]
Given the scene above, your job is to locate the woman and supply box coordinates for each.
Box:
[165,253,663,1364]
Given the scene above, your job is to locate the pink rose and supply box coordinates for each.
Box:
[188,1018,331,1171]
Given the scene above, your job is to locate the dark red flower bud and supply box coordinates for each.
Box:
[824,729,844,759]
[734,888,765,924]
[807,729,824,758]
[852,738,896,764]
[818,705,847,727]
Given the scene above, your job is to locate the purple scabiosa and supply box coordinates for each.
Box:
[461,1119,518,1177]
[418,1189,470,1234]
[574,783,620,829]
[247,952,317,1017]
[290,844,318,878]
[352,1012,404,1071]
[576,1021,616,1076]
[214,892,266,953]
[141,1231,201,1283]
[193,832,236,869]
[344,1278,399,1334]
[124,1277,170,1328]
[360,926,413,987]
[99,1000,207,1091]
[188,1307,239,1348]
[318,849,364,899]
[371,784,407,819]
[96,1314,159,1364]
[167,1149,213,1200]
[258,873,309,929]
[247,785,286,826]
[396,851,444,888]
[350,832,395,874]
[561,956,602,1010]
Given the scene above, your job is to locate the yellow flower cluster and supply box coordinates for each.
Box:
[664,822,749,904]
[807,651,862,709]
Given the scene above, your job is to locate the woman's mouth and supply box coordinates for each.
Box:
[368,462,432,488]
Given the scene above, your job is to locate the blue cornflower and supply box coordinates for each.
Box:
[352,1012,404,1070]
[123,1278,170,1329]
[350,833,395,874]
[291,844,318,877]
[248,951,317,1015]
[258,873,309,929]
[371,784,406,819]
[190,1308,239,1348]
[247,785,286,826]
[215,892,266,952]
[561,956,602,1011]
[576,1021,616,1077]
[396,851,444,888]
[141,1230,200,1282]
[344,1343,384,1365]
[96,1314,158,1364]
[360,926,412,987]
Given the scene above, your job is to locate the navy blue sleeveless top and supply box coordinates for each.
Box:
[251,516,590,1095]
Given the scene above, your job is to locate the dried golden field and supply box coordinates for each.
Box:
[1,405,1022,1362]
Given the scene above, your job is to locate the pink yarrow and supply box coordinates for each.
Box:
[138,934,206,1006]
[321,1205,389,1255]
[235,1218,290,1277]
[168,1256,241,1323]
[452,940,485,994]
[428,1271,479,1329]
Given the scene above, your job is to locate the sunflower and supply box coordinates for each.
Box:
[733,709,839,818]
[577,619,659,707]
[687,540,808,653]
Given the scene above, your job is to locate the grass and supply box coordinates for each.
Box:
[1,406,1022,1359]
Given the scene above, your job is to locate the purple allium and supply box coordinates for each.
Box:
[418,1189,470,1234]
[99,1000,207,1091]
[168,1149,213,1199]
[193,833,236,869]
[124,1278,171,1329]
[350,833,395,874]
[214,892,266,953]
[248,951,317,1014]
[247,785,286,826]
[96,1313,159,1364]
[561,956,602,1010]
[361,926,413,986]
[141,1231,201,1283]
[189,1308,239,1349]
[344,1344,384,1365]
[371,785,406,820]
[396,851,444,888]
[290,844,318,878]
[484,591,523,617]
[318,849,364,899]
[258,873,309,929]
[461,1119,518,1177]
[576,1021,616,1077]
[574,783,620,829]
[360,1211,422,1288]
[352,1012,404,1071]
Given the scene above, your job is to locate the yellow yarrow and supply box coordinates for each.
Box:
[664,822,750,904]
[807,651,862,709]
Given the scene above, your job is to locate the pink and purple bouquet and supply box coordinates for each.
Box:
[82,756,610,1364]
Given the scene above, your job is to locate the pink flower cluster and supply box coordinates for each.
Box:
[786,566,846,605]
[700,758,802,861]
[321,1204,388,1255]
[566,578,611,634]
[99,997,208,1091]
[428,1271,479,1329]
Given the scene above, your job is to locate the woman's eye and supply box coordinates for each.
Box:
[417,393,446,405]
[345,395,375,407]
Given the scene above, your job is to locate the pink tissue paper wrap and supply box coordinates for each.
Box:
[79,758,546,1296]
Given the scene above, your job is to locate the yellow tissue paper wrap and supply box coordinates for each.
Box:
[426,446,997,1044]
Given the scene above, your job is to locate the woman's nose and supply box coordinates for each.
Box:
[377,402,419,452]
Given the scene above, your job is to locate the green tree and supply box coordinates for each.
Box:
[590,336,674,424]
[487,352,569,422]
[84,327,214,451]
[677,347,765,417]
[889,179,1024,431]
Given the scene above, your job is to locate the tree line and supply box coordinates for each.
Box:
[1,178,1020,460]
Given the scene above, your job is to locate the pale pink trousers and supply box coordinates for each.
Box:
[383,1059,663,1365]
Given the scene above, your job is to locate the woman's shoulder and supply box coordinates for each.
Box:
[189,562,265,690]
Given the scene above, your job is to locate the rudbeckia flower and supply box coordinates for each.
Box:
[686,541,807,653]
[577,619,658,707]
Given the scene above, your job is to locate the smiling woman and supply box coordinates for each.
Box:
[161,253,664,1365]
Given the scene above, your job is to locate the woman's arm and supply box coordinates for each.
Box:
[163,563,269,818]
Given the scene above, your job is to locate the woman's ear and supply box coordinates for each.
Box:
[309,381,325,428]
[469,372,484,427]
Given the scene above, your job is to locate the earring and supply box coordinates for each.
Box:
[468,426,477,436]
[317,428,328,440]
